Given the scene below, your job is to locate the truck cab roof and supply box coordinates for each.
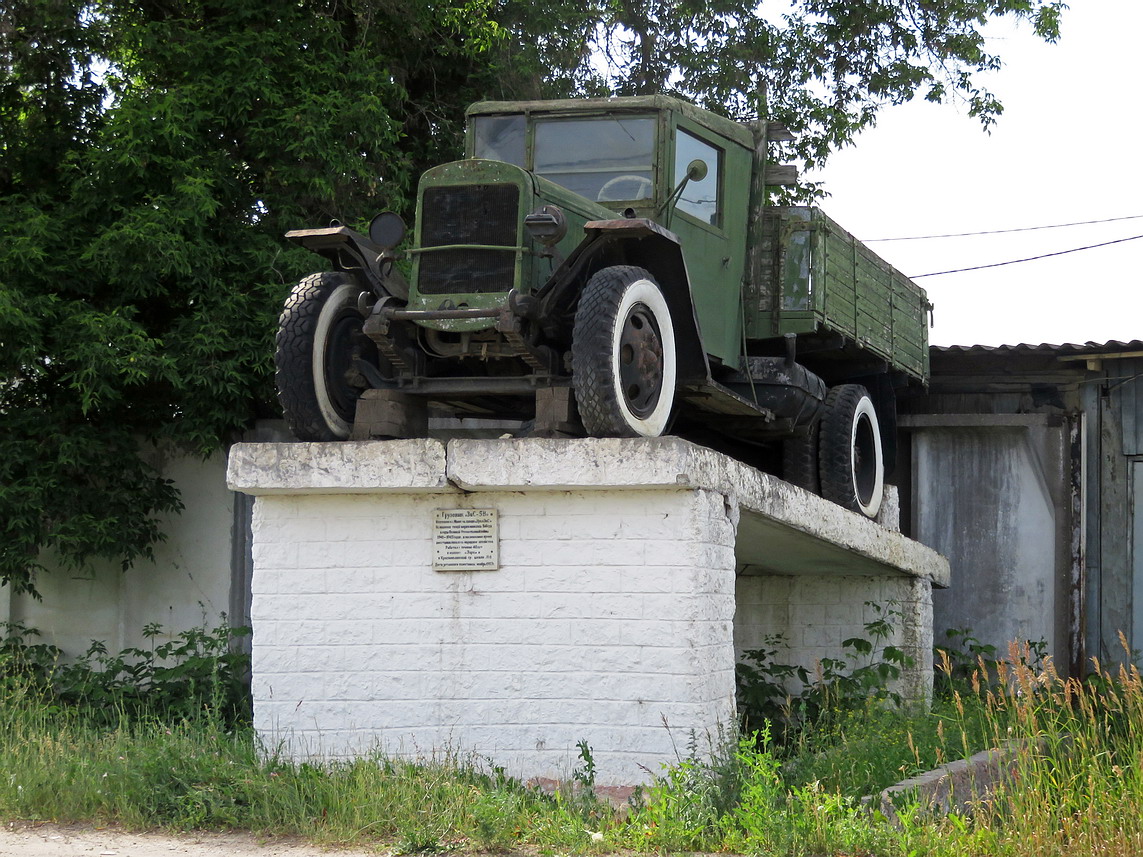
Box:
[465,95,755,149]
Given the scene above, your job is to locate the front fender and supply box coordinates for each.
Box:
[535,219,711,386]
[284,226,408,299]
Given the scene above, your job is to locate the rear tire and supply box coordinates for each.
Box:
[782,421,820,494]
[275,272,371,441]
[572,265,677,437]
[818,384,884,518]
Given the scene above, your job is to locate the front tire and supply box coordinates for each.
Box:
[275,272,371,441]
[572,265,677,437]
[818,384,884,518]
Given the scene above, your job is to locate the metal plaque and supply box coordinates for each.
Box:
[432,509,499,571]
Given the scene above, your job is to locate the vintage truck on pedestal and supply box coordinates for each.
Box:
[275,95,931,519]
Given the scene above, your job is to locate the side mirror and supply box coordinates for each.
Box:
[369,211,406,250]
[686,159,708,183]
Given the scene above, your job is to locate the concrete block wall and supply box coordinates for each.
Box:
[2,449,235,658]
[735,574,933,704]
[250,483,739,785]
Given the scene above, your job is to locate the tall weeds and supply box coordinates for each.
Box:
[954,636,1143,857]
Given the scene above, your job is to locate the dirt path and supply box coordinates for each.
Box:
[0,822,383,857]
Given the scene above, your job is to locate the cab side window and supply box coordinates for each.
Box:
[674,129,721,226]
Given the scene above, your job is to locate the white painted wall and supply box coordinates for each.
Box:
[4,449,236,657]
[231,437,945,786]
[734,573,934,704]
[249,485,740,786]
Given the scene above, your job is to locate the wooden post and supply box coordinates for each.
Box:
[533,386,581,437]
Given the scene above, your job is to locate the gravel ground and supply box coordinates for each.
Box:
[0,822,383,857]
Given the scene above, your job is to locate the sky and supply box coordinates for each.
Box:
[813,0,1143,348]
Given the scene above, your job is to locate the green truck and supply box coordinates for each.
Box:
[276,95,931,519]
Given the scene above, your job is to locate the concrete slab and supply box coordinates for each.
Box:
[227,439,450,494]
[228,436,947,585]
[872,742,1024,820]
[448,437,947,585]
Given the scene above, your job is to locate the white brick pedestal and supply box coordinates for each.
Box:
[228,437,947,786]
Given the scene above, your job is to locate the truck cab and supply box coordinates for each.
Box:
[464,96,753,366]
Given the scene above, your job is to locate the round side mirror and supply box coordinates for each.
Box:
[369,211,406,250]
[686,159,709,182]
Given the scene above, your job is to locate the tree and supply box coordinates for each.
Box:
[1,0,1064,594]
[0,0,505,594]
[499,0,1065,177]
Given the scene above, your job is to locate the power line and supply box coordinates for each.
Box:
[865,213,1143,242]
[911,234,1143,279]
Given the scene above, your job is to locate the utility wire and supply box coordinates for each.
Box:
[911,234,1143,279]
[866,213,1143,242]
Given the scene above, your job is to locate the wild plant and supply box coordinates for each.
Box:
[628,725,755,852]
[736,601,914,750]
[1,619,250,727]
[890,633,1143,856]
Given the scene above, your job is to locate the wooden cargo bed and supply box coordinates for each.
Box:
[745,206,930,384]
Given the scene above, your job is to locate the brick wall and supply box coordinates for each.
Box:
[231,438,946,785]
[734,574,933,703]
[250,486,739,785]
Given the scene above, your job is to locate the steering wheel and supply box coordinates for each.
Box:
[596,174,653,202]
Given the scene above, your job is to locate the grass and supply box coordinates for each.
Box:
[780,692,995,797]
[4,633,1143,856]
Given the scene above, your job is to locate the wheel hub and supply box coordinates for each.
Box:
[853,414,878,505]
[617,303,664,418]
[324,309,368,421]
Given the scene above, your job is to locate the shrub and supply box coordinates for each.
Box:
[735,601,913,748]
[0,619,251,727]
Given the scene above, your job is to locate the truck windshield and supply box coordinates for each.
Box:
[472,115,526,167]
[472,114,656,203]
[534,117,655,202]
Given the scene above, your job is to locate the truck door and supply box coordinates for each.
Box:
[668,123,749,367]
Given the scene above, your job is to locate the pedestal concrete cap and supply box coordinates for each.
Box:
[226,436,949,585]
[448,437,949,585]
[227,439,449,494]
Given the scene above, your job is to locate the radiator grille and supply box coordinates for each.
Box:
[418,184,519,295]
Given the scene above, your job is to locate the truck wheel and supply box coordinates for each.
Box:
[782,422,820,494]
[275,272,370,441]
[572,265,677,437]
[818,384,884,518]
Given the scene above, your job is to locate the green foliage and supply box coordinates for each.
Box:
[627,727,899,855]
[736,601,914,746]
[729,757,898,856]
[629,731,756,851]
[781,694,994,797]
[0,0,508,593]
[1,0,1068,593]
[6,642,1143,856]
[735,634,811,740]
[1,619,250,727]
[732,607,1012,799]
[572,737,597,791]
[934,626,1001,693]
[498,0,1066,181]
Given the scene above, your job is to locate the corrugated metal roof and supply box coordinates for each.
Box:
[936,339,1143,356]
